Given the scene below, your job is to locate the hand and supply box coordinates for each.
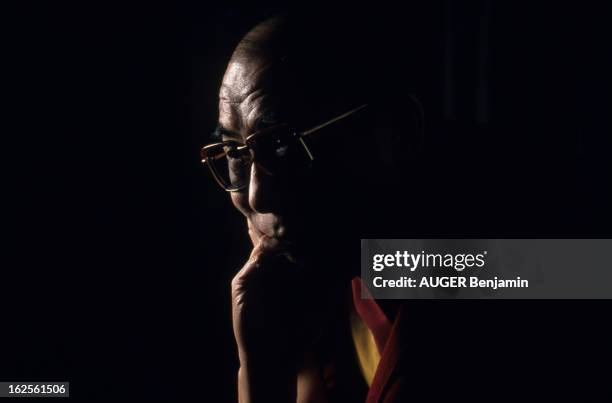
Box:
[232,235,303,360]
[231,235,300,402]
[232,222,345,402]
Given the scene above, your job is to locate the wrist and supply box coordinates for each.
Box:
[238,353,297,403]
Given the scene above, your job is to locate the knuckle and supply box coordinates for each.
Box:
[231,259,260,291]
[230,275,241,290]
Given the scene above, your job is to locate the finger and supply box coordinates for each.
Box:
[234,236,283,286]
[250,235,281,260]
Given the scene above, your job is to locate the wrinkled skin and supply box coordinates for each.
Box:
[219,54,291,245]
[221,21,348,403]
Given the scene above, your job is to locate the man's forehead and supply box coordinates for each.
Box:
[218,57,284,134]
[218,91,270,137]
[219,57,274,103]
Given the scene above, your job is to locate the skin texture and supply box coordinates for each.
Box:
[219,54,287,242]
[219,19,301,245]
[221,19,334,403]
[216,14,424,403]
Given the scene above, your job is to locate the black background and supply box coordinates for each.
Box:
[3,1,612,401]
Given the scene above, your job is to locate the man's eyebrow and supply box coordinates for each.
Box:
[211,124,241,140]
[211,110,281,140]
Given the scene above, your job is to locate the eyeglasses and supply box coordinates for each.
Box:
[201,104,368,192]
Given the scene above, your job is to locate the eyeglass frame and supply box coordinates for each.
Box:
[201,104,368,192]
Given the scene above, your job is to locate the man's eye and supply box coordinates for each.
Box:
[226,149,239,160]
[272,136,292,158]
[275,144,289,157]
[227,148,246,160]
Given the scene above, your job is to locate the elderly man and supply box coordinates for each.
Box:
[201,15,420,403]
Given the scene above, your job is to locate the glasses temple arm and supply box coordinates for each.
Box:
[299,104,368,137]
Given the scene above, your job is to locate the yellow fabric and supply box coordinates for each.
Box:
[350,309,381,387]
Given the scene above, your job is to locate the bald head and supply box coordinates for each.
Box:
[212,13,420,260]
[219,15,369,138]
[231,16,287,62]
[215,15,376,246]
[218,17,287,137]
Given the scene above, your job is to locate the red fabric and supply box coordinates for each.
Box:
[351,278,392,354]
[351,277,405,403]
[366,307,403,403]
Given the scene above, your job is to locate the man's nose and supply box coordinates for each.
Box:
[248,161,277,213]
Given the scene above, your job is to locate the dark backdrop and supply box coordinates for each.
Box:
[3,1,611,402]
